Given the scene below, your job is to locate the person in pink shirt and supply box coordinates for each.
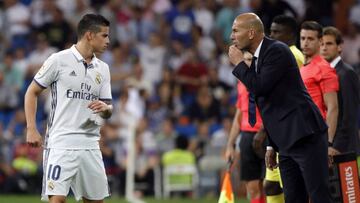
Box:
[300,21,340,158]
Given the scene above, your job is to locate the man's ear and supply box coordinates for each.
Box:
[85,31,93,41]
[249,29,255,40]
[338,44,342,54]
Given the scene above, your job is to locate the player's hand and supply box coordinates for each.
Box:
[88,100,110,113]
[328,147,340,167]
[26,127,43,148]
[328,146,340,156]
[252,129,267,158]
[265,148,278,170]
[228,45,244,65]
[224,144,235,165]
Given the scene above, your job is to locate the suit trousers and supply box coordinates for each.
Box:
[278,131,332,203]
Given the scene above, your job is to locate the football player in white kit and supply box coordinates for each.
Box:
[25,14,112,203]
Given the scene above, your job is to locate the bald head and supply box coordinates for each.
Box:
[235,13,264,34]
[230,13,264,54]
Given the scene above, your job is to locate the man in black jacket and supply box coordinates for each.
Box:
[226,13,332,203]
[320,26,360,155]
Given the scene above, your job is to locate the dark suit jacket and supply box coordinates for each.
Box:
[333,60,360,153]
[232,37,328,152]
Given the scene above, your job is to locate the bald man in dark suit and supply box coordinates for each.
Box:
[226,13,332,203]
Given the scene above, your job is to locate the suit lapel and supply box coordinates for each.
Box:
[257,37,274,73]
[335,59,343,72]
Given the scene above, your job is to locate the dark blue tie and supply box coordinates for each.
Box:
[248,92,256,127]
[248,56,257,127]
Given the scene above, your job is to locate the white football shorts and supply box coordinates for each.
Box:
[41,149,110,201]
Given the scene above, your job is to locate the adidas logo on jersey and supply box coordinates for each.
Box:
[69,70,77,76]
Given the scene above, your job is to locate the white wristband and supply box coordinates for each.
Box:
[266,146,274,151]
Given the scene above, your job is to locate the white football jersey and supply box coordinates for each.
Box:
[34,45,112,149]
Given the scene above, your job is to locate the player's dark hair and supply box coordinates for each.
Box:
[77,14,110,39]
[301,21,323,38]
[272,15,298,37]
[323,26,343,45]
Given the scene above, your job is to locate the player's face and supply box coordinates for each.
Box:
[230,19,251,51]
[320,35,341,62]
[270,23,289,44]
[90,26,110,54]
[300,29,321,58]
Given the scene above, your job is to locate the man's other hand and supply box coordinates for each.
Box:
[265,148,278,170]
[253,129,267,158]
[26,127,43,148]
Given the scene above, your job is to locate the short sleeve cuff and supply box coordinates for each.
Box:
[33,79,47,89]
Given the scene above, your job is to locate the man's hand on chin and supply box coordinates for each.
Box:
[228,45,244,65]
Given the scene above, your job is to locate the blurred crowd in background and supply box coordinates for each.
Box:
[1,0,360,199]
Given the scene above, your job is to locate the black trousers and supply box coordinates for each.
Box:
[279,131,332,203]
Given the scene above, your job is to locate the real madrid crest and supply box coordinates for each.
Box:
[38,65,46,75]
[95,72,102,84]
[48,181,55,190]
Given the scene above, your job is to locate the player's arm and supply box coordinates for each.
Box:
[323,91,339,155]
[94,65,113,119]
[320,64,340,157]
[225,108,242,163]
[99,101,113,119]
[88,100,113,119]
[231,44,290,96]
[24,81,45,148]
